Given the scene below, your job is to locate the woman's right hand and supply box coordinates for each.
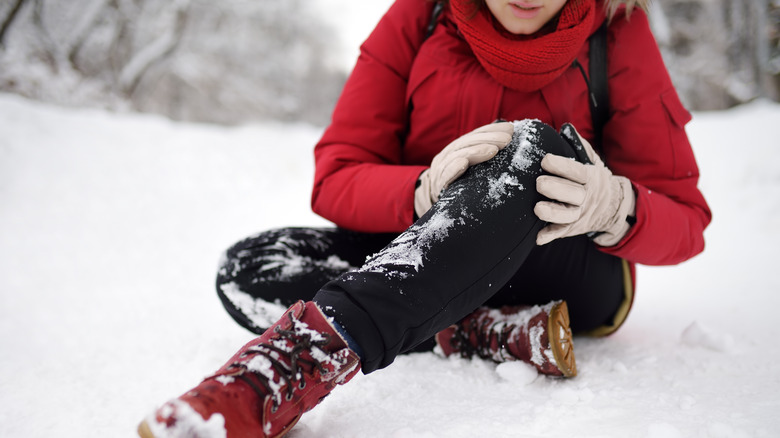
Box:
[414,122,514,218]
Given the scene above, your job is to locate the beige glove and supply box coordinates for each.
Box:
[415,122,514,218]
[534,127,635,246]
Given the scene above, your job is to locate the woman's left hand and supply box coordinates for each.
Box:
[534,127,636,246]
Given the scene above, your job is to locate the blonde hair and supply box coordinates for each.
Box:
[606,0,650,21]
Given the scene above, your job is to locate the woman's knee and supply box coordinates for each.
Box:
[446,120,574,206]
[216,227,314,293]
[513,120,579,161]
[474,120,577,181]
[216,227,369,302]
[217,228,282,284]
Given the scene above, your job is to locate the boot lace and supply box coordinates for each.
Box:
[450,317,515,362]
[226,311,331,412]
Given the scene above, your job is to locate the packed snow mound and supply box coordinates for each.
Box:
[680,321,735,353]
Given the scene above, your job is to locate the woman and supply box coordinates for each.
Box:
[139,0,711,436]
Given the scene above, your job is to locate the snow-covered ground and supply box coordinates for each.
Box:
[1,92,779,437]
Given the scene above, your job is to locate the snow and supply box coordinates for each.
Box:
[680,321,735,353]
[495,361,539,385]
[219,282,288,330]
[144,399,226,438]
[1,93,779,438]
[358,203,457,279]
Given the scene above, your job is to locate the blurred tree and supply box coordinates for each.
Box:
[0,0,346,126]
[0,0,27,48]
[650,0,779,109]
[0,0,778,122]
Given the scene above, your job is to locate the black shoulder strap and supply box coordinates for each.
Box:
[588,22,609,150]
[424,1,445,41]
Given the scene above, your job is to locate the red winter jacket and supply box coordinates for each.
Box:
[312,0,711,274]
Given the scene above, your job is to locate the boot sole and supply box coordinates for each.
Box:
[137,420,154,438]
[548,301,577,377]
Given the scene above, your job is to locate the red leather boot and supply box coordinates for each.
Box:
[138,301,361,438]
[436,301,576,377]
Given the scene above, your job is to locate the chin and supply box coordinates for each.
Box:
[504,23,543,35]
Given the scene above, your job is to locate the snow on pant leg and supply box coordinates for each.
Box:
[314,120,590,373]
[216,227,396,333]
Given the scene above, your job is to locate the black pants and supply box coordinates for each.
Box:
[216,121,625,373]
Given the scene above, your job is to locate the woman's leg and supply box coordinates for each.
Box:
[216,227,396,333]
[138,121,623,437]
[433,235,624,377]
[486,234,625,333]
[314,120,621,373]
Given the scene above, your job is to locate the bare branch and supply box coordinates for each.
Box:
[121,4,187,96]
[0,0,28,49]
[66,0,111,70]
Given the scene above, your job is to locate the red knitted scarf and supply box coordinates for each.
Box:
[450,0,596,92]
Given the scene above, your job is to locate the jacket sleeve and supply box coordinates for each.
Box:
[598,9,712,266]
[311,0,433,232]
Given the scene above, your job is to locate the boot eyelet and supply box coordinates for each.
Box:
[285,392,294,401]
[271,404,278,413]
[298,380,306,390]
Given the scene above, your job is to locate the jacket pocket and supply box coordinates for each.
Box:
[660,89,692,128]
[660,89,698,179]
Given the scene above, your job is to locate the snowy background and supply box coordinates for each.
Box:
[1,0,777,124]
[2,2,780,438]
